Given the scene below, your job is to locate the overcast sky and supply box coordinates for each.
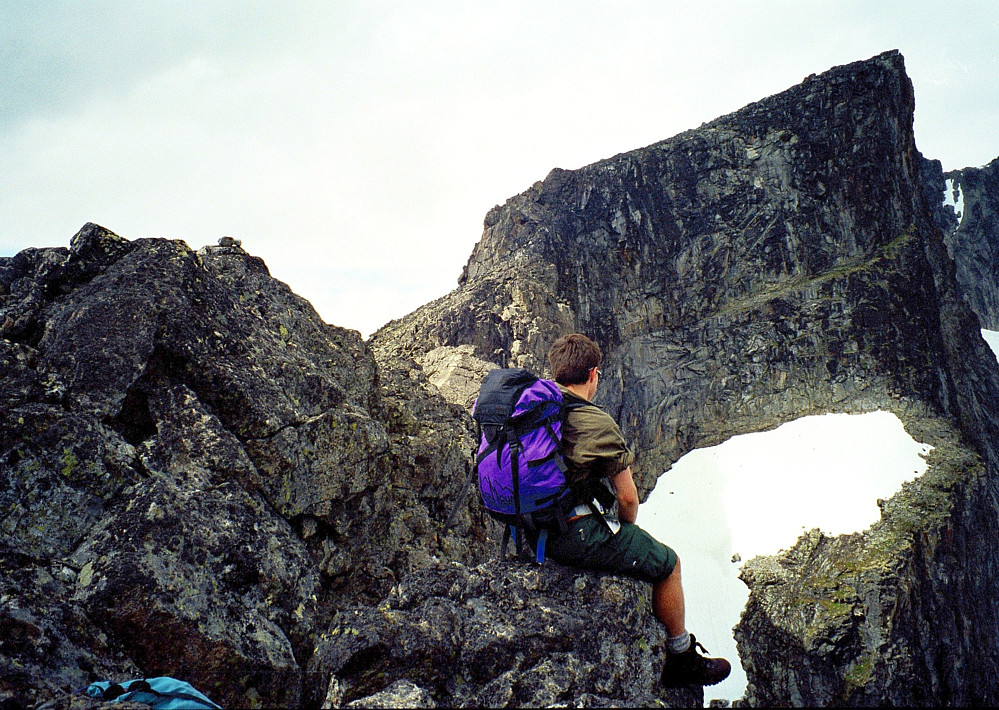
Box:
[3,1,998,337]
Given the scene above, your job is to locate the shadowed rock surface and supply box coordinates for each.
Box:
[923,155,999,330]
[4,49,999,708]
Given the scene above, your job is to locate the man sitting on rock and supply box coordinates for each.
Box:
[542,333,731,688]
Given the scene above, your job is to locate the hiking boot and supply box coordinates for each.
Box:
[660,634,732,687]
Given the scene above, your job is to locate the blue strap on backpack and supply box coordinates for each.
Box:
[84,677,221,709]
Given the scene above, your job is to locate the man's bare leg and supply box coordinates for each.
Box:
[655,557,732,686]
[653,558,686,637]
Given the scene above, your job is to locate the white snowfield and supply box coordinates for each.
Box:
[640,329,999,704]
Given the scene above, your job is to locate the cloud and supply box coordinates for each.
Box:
[3,1,999,336]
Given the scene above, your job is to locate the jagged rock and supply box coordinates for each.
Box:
[308,560,699,708]
[344,680,436,709]
[0,547,144,709]
[70,476,318,706]
[419,343,500,410]
[6,49,999,709]
[0,225,488,707]
[923,155,999,329]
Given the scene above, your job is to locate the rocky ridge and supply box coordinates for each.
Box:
[3,49,999,708]
[923,156,999,329]
[0,226,696,707]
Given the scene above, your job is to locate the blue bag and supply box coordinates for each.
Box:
[84,677,221,709]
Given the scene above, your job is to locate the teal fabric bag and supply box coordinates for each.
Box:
[84,677,221,709]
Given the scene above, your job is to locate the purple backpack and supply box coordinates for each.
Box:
[472,368,581,561]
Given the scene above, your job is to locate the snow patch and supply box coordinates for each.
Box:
[981,329,999,362]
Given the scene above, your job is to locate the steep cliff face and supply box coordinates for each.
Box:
[923,155,999,329]
[373,50,999,488]
[373,51,999,705]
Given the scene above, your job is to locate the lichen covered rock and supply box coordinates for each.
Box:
[309,560,700,708]
[0,224,488,707]
[736,418,999,706]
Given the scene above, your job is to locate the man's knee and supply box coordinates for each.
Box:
[654,552,680,585]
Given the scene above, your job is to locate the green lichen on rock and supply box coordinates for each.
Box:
[59,448,79,478]
[842,651,876,699]
[701,223,920,330]
[78,561,94,588]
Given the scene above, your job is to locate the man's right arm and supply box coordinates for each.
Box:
[610,466,639,524]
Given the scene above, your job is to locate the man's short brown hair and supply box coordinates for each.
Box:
[548,334,602,385]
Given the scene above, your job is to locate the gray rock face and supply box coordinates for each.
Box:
[0,224,488,707]
[6,49,999,709]
[308,560,697,708]
[923,156,999,329]
[372,51,999,493]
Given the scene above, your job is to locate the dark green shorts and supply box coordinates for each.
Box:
[543,515,678,583]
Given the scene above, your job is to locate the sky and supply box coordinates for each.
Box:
[3,1,999,338]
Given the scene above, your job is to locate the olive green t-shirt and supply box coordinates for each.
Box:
[558,385,635,485]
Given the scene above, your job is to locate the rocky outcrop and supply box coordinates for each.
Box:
[373,51,999,706]
[0,226,491,707]
[734,415,999,705]
[1,225,696,709]
[308,560,696,708]
[922,155,999,329]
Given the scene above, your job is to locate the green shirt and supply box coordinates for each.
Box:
[558,385,635,485]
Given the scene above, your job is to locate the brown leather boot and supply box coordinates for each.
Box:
[660,634,732,687]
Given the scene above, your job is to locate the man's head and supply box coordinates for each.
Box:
[548,333,602,386]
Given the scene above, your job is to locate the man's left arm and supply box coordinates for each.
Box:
[610,466,639,524]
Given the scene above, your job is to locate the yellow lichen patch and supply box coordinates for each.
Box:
[78,561,95,587]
